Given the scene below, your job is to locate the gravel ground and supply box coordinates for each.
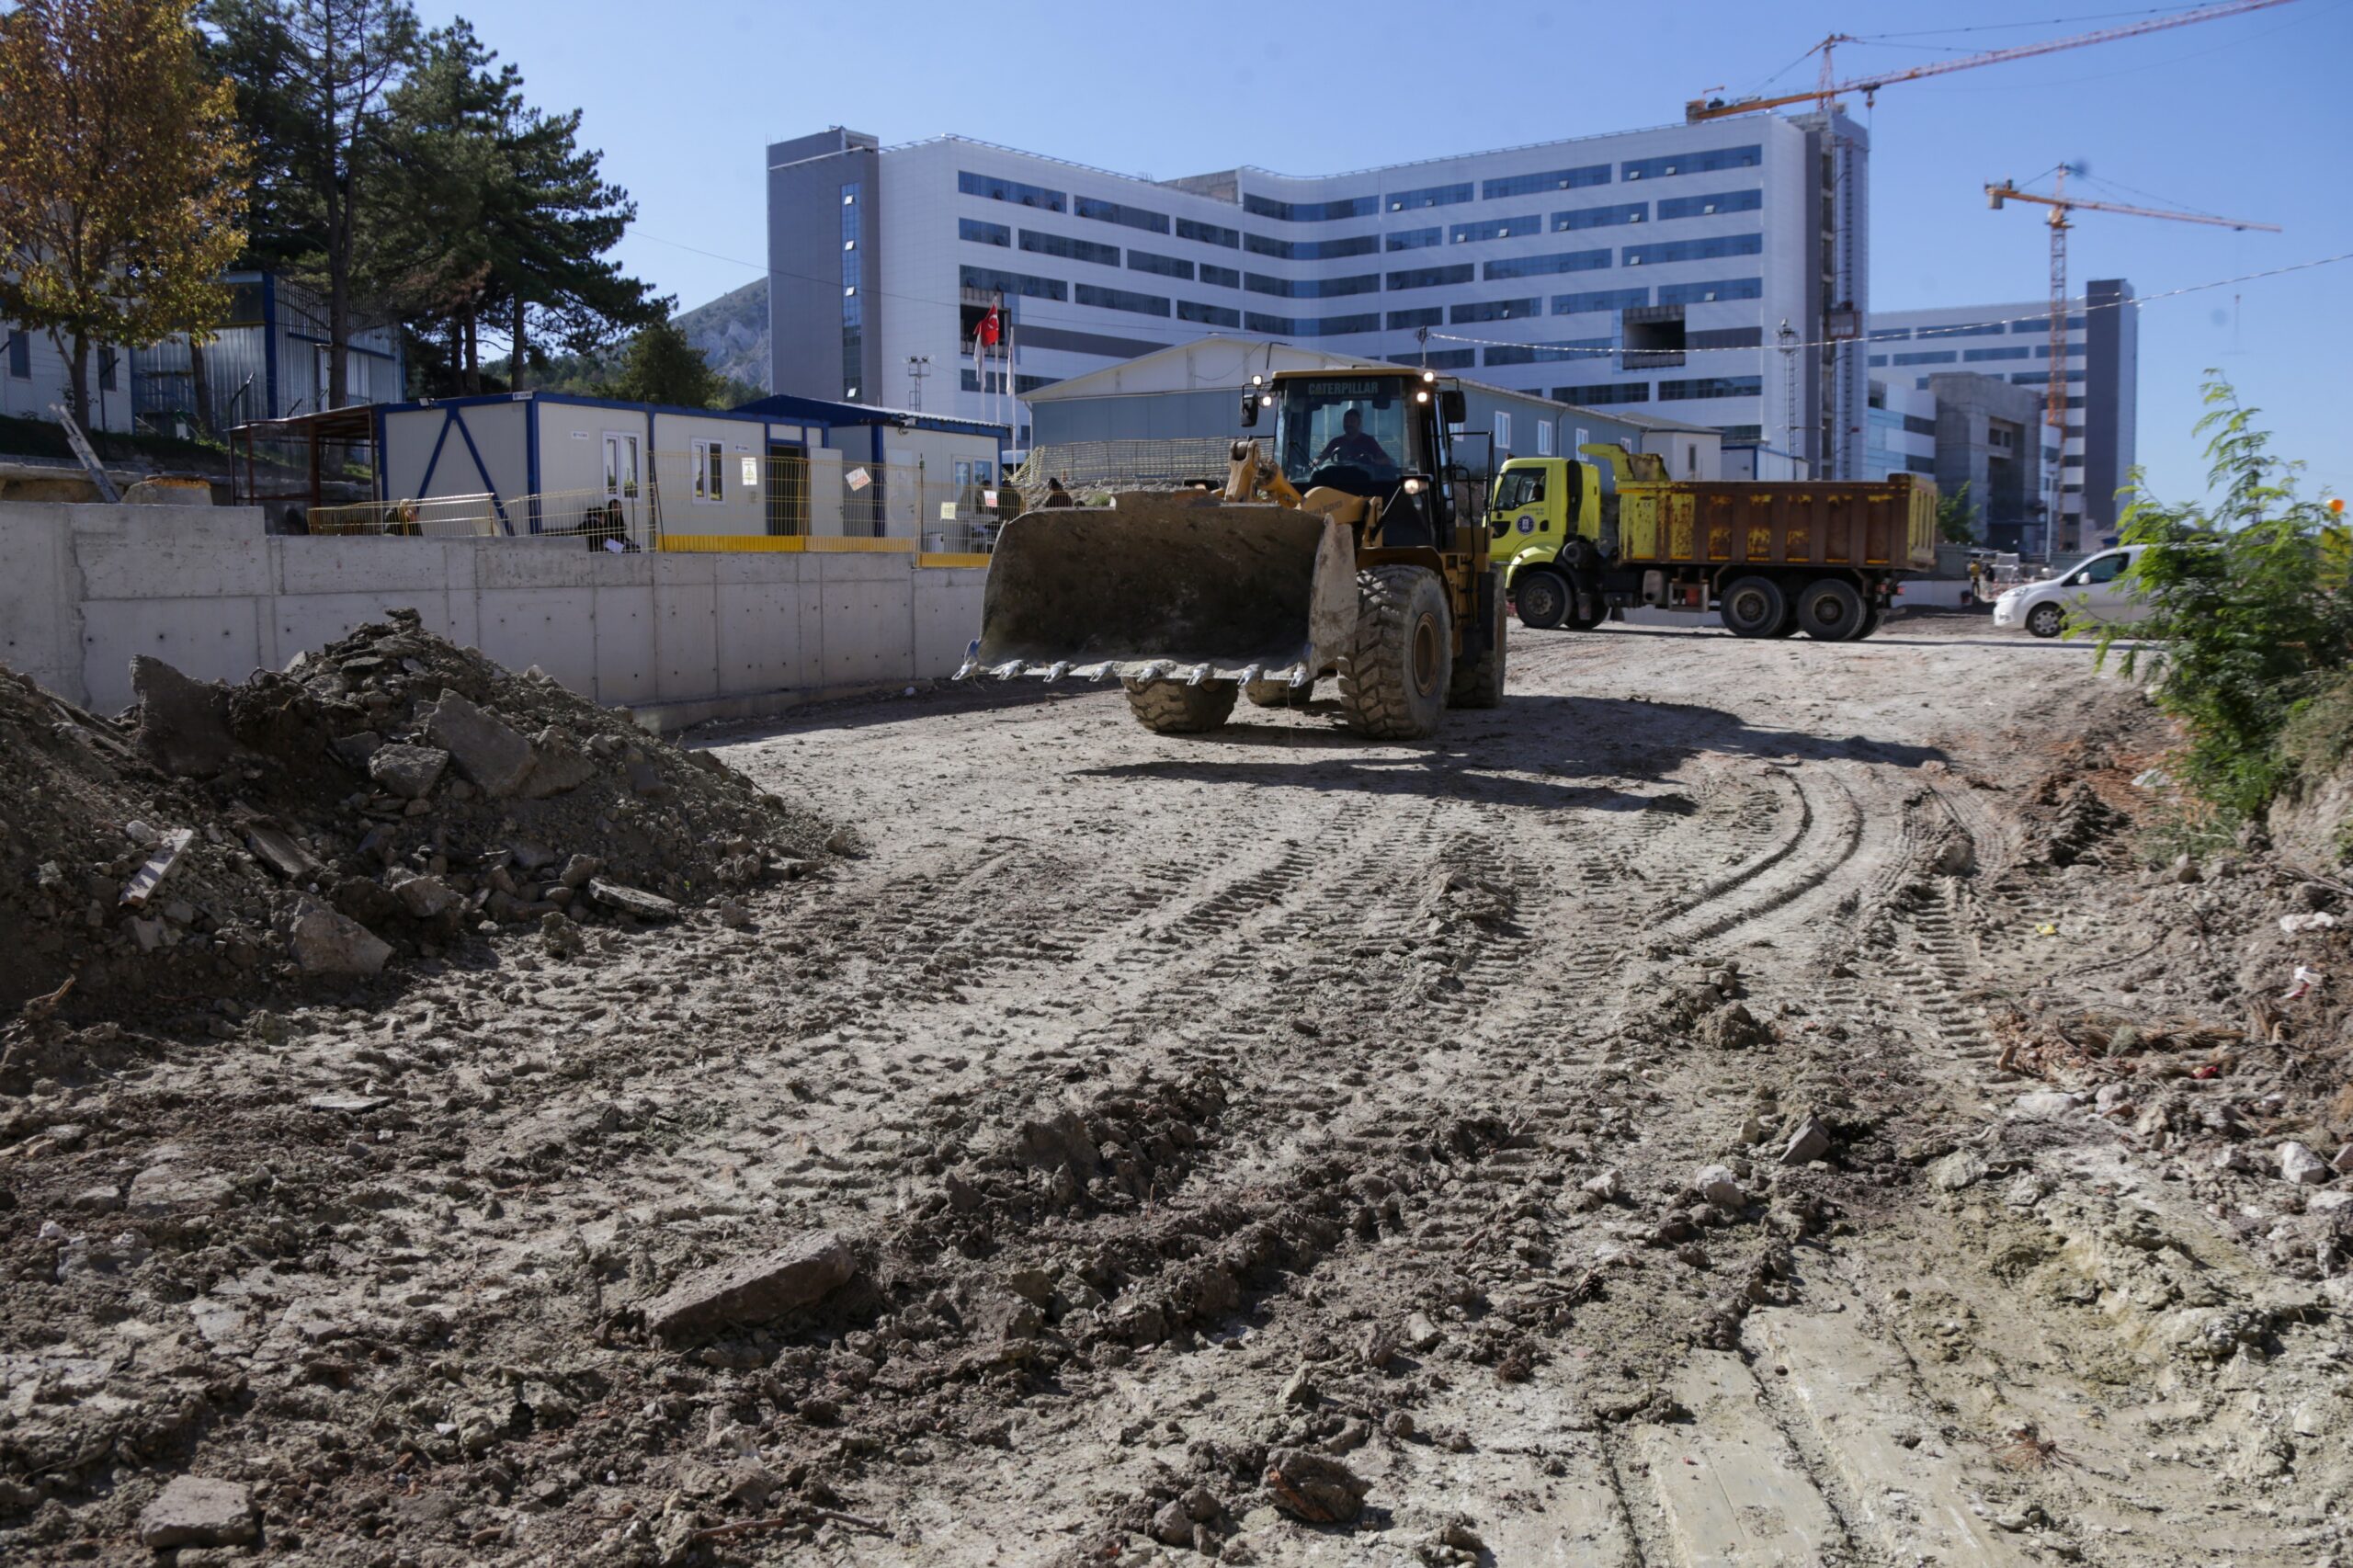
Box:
[5,611,2351,1566]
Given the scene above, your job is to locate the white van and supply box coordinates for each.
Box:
[1992,545,2151,639]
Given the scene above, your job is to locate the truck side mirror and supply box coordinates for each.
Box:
[1238,392,1259,428]
[1440,389,1466,424]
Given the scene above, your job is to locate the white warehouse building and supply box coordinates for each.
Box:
[766,114,1869,474]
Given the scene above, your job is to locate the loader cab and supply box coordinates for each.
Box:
[1261,369,1466,547]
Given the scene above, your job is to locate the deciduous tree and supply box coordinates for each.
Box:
[0,0,247,426]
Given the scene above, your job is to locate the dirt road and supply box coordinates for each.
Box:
[6,614,2347,1565]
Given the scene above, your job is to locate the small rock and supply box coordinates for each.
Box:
[715,900,751,929]
[1928,1150,1987,1192]
[540,914,585,959]
[2279,1142,2332,1186]
[2169,853,2202,884]
[1694,1165,1745,1210]
[1279,1367,1318,1407]
[1779,1116,1832,1166]
[1263,1448,1369,1525]
[330,731,384,768]
[1403,1312,1443,1351]
[559,854,605,890]
[137,1475,256,1549]
[2012,1091,2080,1119]
[1581,1168,1623,1202]
[386,870,458,919]
[2331,1144,2353,1176]
[367,743,449,800]
[641,1232,855,1339]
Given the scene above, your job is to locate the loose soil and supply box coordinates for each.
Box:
[5,614,2351,1566]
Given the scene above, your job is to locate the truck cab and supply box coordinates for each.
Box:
[1485,451,1626,630]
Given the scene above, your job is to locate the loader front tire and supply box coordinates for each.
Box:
[1449,574,1507,710]
[1244,678,1313,709]
[1123,678,1238,733]
[1340,565,1451,740]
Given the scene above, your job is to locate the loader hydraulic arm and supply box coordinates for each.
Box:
[1224,439,1302,509]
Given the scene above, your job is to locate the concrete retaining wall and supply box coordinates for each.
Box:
[0,503,987,730]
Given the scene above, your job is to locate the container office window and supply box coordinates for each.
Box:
[1450,298,1541,324]
[1552,202,1647,232]
[1074,283,1171,317]
[690,439,725,503]
[1178,301,1242,328]
[1623,233,1762,266]
[1387,227,1443,251]
[1128,250,1194,280]
[1387,181,1474,211]
[960,171,1064,211]
[1620,145,1761,180]
[1536,420,1553,455]
[1655,188,1763,220]
[959,217,1010,247]
[1484,165,1611,199]
[1074,195,1171,234]
[1200,263,1240,289]
[1387,264,1474,290]
[1553,288,1648,316]
[1657,278,1761,305]
[1484,249,1609,279]
[1494,412,1512,451]
[1021,230,1120,267]
[1553,382,1651,405]
[6,331,27,379]
[1451,214,1541,244]
[1656,375,1764,400]
[1176,217,1240,248]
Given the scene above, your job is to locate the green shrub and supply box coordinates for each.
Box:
[2095,377,2353,824]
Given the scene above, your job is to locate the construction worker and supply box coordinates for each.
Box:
[1968,555,1984,608]
[1042,476,1076,508]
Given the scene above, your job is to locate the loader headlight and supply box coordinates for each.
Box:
[1421,369,1437,383]
[1415,390,1430,403]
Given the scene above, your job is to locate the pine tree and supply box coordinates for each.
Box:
[605,315,721,409]
[0,0,249,426]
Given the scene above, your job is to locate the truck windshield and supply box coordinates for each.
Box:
[1492,468,1546,511]
[1278,379,1408,485]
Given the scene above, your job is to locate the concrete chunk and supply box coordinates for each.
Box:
[523,730,598,798]
[368,743,449,800]
[589,879,679,921]
[426,694,535,797]
[137,1475,256,1549]
[642,1231,853,1339]
[1779,1116,1832,1166]
[130,657,238,778]
[287,895,392,976]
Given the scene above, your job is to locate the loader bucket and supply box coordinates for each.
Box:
[966,495,1358,686]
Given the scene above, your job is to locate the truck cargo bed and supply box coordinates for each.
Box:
[1618,475,1936,574]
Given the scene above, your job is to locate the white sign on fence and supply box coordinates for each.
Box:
[845,467,871,491]
[983,490,999,507]
[939,502,958,521]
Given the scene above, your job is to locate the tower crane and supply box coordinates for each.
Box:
[1985,169,2278,431]
[1687,0,2299,123]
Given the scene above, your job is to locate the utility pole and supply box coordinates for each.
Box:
[905,355,932,411]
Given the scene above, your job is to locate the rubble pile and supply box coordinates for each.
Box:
[0,609,827,1034]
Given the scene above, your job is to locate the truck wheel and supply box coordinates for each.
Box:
[1514,569,1569,631]
[1448,583,1507,709]
[1855,603,1883,640]
[1797,579,1867,642]
[1567,589,1608,631]
[1123,679,1238,733]
[1721,575,1787,639]
[1768,606,1801,639]
[1244,678,1313,709]
[1340,565,1451,740]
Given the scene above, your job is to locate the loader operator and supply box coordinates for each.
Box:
[1316,408,1393,472]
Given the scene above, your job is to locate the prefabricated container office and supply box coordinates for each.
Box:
[372,391,1007,540]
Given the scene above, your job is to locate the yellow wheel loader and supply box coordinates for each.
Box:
[961,367,1504,739]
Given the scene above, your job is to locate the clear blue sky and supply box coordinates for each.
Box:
[438,0,2351,507]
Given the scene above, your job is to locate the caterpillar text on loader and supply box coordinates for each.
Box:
[961,367,1505,738]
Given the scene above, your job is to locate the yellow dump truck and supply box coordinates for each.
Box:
[1490,449,1938,641]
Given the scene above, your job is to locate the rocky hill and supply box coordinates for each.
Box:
[677,278,769,393]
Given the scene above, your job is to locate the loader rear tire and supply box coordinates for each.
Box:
[1122,679,1238,733]
[1340,565,1451,740]
[1449,577,1507,710]
[1244,678,1313,709]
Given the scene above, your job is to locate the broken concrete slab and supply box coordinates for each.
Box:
[245,824,326,883]
[523,731,597,798]
[130,656,239,778]
[287,896,392,976]
[386,870,459,919]
[119,827,194,908]
[588,880,679,921]
[641,1231,853,1339]
[137,1474,257,1549]
[1779,1116,1833,1166]
[426,693,535,797]
[368,743,449,801]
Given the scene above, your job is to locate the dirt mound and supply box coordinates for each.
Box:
[0,609,828,1040]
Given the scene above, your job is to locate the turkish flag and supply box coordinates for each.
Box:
[977,298,1002,348]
